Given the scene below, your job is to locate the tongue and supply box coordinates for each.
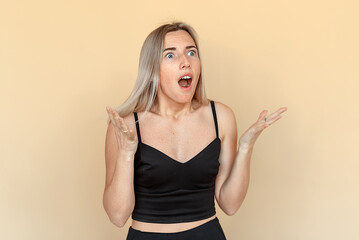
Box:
[178,79,189,87]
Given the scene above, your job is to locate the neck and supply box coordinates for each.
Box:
[154,99,194,120]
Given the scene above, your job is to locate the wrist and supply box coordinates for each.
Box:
[117,151,135,162]
[238,142,254,152]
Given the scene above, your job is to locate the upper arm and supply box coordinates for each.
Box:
[214,102,238,202]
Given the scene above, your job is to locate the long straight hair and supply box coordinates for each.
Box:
[107,22,208,124]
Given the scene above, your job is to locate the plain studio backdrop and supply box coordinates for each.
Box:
[1,0,358,239]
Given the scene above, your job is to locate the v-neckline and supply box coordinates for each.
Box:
[139,137,221,165]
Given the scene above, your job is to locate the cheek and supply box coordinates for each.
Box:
[192,58,201,69]
[160,71,172,84]
[194,61,201,80]
[160,64,177,83]
[159,71,176,91]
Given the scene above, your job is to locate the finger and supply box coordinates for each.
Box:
[118,116,130,134]
[257,110,268,121]
[106,107,117,125]
[274,107,287,116]
[264,114,282,126]
[127,129,137,142]
[106,107,134,137]
[264,107,287,122]
[107,108,127,135]
[107,107,121,127]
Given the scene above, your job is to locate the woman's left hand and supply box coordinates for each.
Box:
[239,107,287,149]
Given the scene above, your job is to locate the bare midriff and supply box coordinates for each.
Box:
[131,215,216,233]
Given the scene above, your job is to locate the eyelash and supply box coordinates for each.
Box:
[188,50,197,56]
[164,50,197,59]
[165,53,174,58]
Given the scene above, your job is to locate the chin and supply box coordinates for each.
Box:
[177,95,195,103]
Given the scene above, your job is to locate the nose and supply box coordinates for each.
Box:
[179,55,191,69]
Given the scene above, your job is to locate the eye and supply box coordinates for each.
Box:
[188,50,197,56]
[165,53,174,59]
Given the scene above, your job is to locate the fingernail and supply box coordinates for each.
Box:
[106,106,110,111]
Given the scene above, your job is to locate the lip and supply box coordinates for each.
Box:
[177,73,193,91]
[177,73,193,81]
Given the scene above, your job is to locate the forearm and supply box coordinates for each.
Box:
[103,152,135,227]
[219,144,253,215]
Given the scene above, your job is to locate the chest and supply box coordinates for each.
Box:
[134,138,221,192]
[139,114,216,164]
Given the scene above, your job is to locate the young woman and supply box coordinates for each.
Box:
[103,22,286,240]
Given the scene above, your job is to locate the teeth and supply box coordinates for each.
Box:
[181,76,191,79]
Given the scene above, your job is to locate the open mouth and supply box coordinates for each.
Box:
[178,75,192,88]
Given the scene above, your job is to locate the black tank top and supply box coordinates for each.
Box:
[132,100,221,223]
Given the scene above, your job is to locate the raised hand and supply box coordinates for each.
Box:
[106,107,138,156]
[239,107,287,149]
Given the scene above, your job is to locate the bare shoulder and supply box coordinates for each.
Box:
[212,101,237,140]
[212,101,237,125]
[212,101,235,117]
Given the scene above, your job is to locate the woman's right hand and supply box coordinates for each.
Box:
[106,106,138,157]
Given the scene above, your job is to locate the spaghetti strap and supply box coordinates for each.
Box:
[133,112,142,143]
[210,100,219,138]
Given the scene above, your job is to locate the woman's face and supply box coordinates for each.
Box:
[158,30,201,105]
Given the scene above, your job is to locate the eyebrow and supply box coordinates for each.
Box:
[163,45,197,52]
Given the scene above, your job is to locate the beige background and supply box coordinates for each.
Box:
[1,0,358,239]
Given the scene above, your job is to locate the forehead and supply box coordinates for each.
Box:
[163,30,196,48]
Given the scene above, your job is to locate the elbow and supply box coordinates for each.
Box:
[224,208,238,216]
[219,192,247,216]
[103,200,132,228]
[104,206,131,228]
[108,214,128,228]
[220,202,241,216]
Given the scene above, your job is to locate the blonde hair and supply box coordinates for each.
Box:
[107,22,208,124]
